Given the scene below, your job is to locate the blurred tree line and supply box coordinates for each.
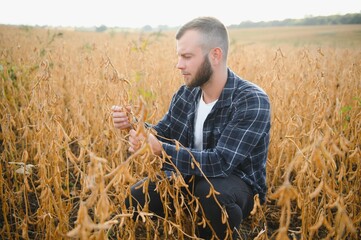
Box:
[229,13,361,28]
[91,13,361,32]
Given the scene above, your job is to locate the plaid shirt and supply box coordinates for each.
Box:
[153,68,271,203]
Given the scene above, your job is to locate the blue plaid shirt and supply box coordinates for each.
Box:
[153,68,271,203]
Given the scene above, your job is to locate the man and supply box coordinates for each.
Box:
[112,16,271,239]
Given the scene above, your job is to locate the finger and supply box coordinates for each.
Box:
[113,117,131,129]
[113,114,129,124]
[111,105,122,112]
[114,123,131,129]
[128,146,136,153]
[129,129,144,138]
[129,130,141,145]
[128,140,139,152]
[129,129,136,137]
[112,112,128,121]
[129,136,137,145]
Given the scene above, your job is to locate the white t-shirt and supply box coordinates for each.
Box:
[194,94,218,150]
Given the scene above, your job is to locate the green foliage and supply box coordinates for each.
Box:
[19,25,33,32]
[341,105,352,122]
[96,25,107,32]
[353,97,361,106]
[46,30,63,45]
[340,97,361,128]
[82,42,94,52]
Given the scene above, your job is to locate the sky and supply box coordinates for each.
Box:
[0,0,360,28]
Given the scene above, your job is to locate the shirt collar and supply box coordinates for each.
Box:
[215,68,236,108]
[188,68,237,108]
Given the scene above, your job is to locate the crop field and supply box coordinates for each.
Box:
[0,24,360,239]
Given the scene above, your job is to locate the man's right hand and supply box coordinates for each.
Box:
[111,105,132,130]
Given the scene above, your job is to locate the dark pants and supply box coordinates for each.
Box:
[125,173,254,239]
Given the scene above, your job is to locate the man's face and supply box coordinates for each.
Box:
[187,54,213,88]
[176,30,213,88]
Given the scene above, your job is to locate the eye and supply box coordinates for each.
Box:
[179,53,192,58]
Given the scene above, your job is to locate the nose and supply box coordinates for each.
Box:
[176,58,185,70]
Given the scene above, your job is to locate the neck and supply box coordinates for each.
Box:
[201,67,227,104]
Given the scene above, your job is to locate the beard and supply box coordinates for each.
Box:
[186,55,213,88]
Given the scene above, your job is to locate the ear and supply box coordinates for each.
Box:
[210,47,222,64]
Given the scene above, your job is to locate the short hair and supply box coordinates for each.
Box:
[176,16,229,59]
